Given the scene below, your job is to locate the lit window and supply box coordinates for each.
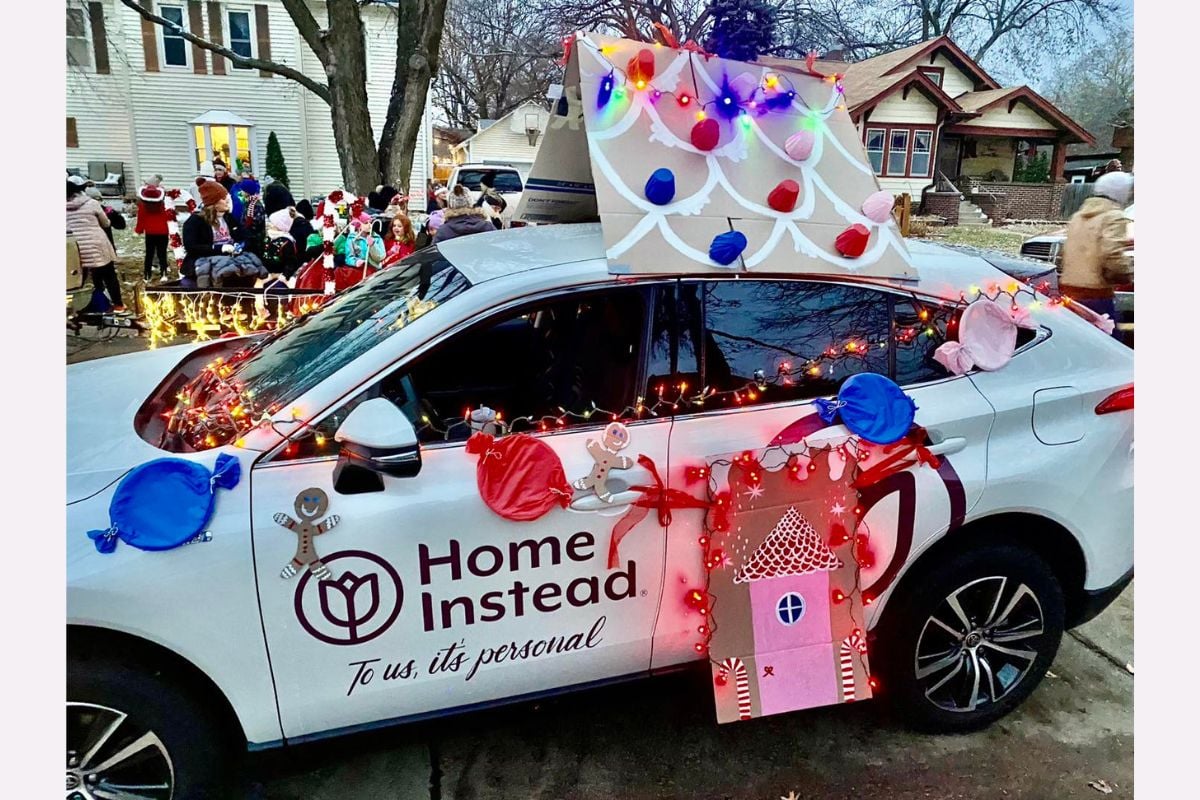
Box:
[160,5,187,67]
[887,129,909,176]
[776,593,806,626]
[193,123,253,171]
[67,7,91,68]
[865,128,885,175]
[228,10,253,68]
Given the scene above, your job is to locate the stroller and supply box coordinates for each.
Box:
[66,235,146,337]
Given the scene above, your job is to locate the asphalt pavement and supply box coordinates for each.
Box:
[245,586,1133,800]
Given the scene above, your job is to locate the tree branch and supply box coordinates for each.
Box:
[117,0,331,102]
[280,0,330,66]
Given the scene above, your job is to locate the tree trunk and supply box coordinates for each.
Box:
[379,0,448,196]
[325,0,379,194]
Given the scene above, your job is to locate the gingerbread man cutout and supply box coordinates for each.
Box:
[275,487,340,580]
[572,422,634,503]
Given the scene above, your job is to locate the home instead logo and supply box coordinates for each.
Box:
[295,550,404,646]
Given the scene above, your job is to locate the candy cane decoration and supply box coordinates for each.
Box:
[720,657,752,720]
[314,190,354,295]
[163,188,196,265]
[839,630,868,702]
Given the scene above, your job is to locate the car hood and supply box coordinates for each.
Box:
[66,343,210,502]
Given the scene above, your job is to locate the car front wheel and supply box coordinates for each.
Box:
[874,542,1065,733]
[68,653,234,799]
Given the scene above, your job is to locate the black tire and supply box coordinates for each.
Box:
[67,653,237,799]
[872,541,1065,733]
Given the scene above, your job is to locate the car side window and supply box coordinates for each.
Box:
[647,279,891,412]
[282,286,649,456]
[891,297,957,386]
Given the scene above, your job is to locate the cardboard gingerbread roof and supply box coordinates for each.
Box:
[733,506,842,584]
[516,32,916,280]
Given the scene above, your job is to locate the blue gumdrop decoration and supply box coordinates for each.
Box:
[709,230,748,267]
[812,397,843,424]
[645,168,676,205]
[833,373,917,444]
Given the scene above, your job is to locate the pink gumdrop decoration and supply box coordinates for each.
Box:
[861,190,895,224]
[784,130,815,161]
[691,118,721,151]
[767,179,800,212]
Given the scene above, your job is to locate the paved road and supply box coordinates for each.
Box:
[246,587,1133,800]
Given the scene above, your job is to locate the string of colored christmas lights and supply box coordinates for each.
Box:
[141,288,327,349]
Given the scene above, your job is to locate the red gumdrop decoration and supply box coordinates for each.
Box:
[714,672,728,686]
[627,48,656,84]
[835,223,871,258]
[767,179,800,212]
[691,118,720,151]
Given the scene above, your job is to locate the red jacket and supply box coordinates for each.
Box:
[135,200,171,235]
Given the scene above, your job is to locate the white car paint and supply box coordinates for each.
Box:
[67,223,1133,747]
[445,164,526,226]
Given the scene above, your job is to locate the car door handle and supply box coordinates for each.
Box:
[568,468,656,511]
[926,436,967,456]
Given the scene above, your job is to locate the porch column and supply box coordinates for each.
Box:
[1050,138,1067,183]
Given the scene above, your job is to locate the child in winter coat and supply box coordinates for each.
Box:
[262,208,302,280]
[433,185,495,243]
[382,213,416,267]
[333,219,386,292]
[135,184,172,280]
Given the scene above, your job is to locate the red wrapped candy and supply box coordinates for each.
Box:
[465,433,573,521]
[835,223,870,258]
[691,118,720,152]
[767,179,799,212]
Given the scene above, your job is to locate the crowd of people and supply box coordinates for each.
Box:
[66,157,509,316]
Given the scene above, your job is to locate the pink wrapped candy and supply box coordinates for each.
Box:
[861,191,895,224]
[784,131,815,161]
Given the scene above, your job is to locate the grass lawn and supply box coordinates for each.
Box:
[917,223,1060,257]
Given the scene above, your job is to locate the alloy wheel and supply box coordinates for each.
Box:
[66,702,173,800]
[913,576,1046,713]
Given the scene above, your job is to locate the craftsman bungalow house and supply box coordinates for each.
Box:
[767,36,1095,222]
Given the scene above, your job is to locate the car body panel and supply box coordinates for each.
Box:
[67,224,1133,746]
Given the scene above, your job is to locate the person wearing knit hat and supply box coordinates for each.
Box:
[213,159,236,191]
[180,180,266,287]
[433,184,495,244]
[1059,170,1133,337]
[136,184,172,281]
[261,207,302,280]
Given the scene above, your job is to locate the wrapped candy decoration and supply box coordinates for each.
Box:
[861,191,895,224]
[709,230,748,267]
[767,179,800,213]
[835,224,870,258]
[465,433,573,521]
[627,48,656,84]
[691,118,721,152]
[934,297,1037,374]
[86,454,241,554]
[784,131,815,161]
[814,373,916,444]
[645,168,676,205]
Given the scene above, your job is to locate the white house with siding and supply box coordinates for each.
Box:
[66,0,432,209]
[450,100,550,176]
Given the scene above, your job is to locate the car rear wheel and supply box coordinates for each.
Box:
[67,654,235,799]
[873,542,1065,733]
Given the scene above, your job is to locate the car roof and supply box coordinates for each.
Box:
[436,223,1014,303]
[454,164,521,172]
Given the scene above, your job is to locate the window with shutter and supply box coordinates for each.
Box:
[67,118,79,149]
[66,6,91,68]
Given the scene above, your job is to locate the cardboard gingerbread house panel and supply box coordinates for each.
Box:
[707,445,872,724]
[518,33,916,281]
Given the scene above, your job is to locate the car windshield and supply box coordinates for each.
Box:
[456,169,520,192]
[164,247,471,451]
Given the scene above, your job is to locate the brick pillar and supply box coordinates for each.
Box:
[1050,139,1067,184]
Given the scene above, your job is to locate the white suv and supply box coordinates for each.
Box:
[445,164,525,226]
[67,224,1132,797]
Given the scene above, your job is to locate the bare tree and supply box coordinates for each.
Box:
[119,0,448,194]
[434,0,561,128]
[1046,26,1132,148]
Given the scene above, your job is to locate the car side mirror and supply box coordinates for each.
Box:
[332,398,421,493]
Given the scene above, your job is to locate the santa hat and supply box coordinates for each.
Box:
[199,180,229,208]
[138,185,165,203]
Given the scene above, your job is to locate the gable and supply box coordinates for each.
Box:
[867,90,938,124]
[970,99,1057,131]
[927,54,976,98]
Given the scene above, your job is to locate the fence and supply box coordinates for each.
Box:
[1059,183,1095,218]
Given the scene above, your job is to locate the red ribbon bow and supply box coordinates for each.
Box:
[852,426,940,489]
[608,455,711,568]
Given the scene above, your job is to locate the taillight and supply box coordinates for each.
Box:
[1095,386,1133,414]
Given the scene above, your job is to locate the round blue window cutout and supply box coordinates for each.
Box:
[776,592,806,626]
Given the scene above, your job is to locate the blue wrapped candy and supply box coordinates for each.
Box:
[813,373,917,444]
[709,230,747,267]
[645,168,676,205]
[87,453,241,554]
